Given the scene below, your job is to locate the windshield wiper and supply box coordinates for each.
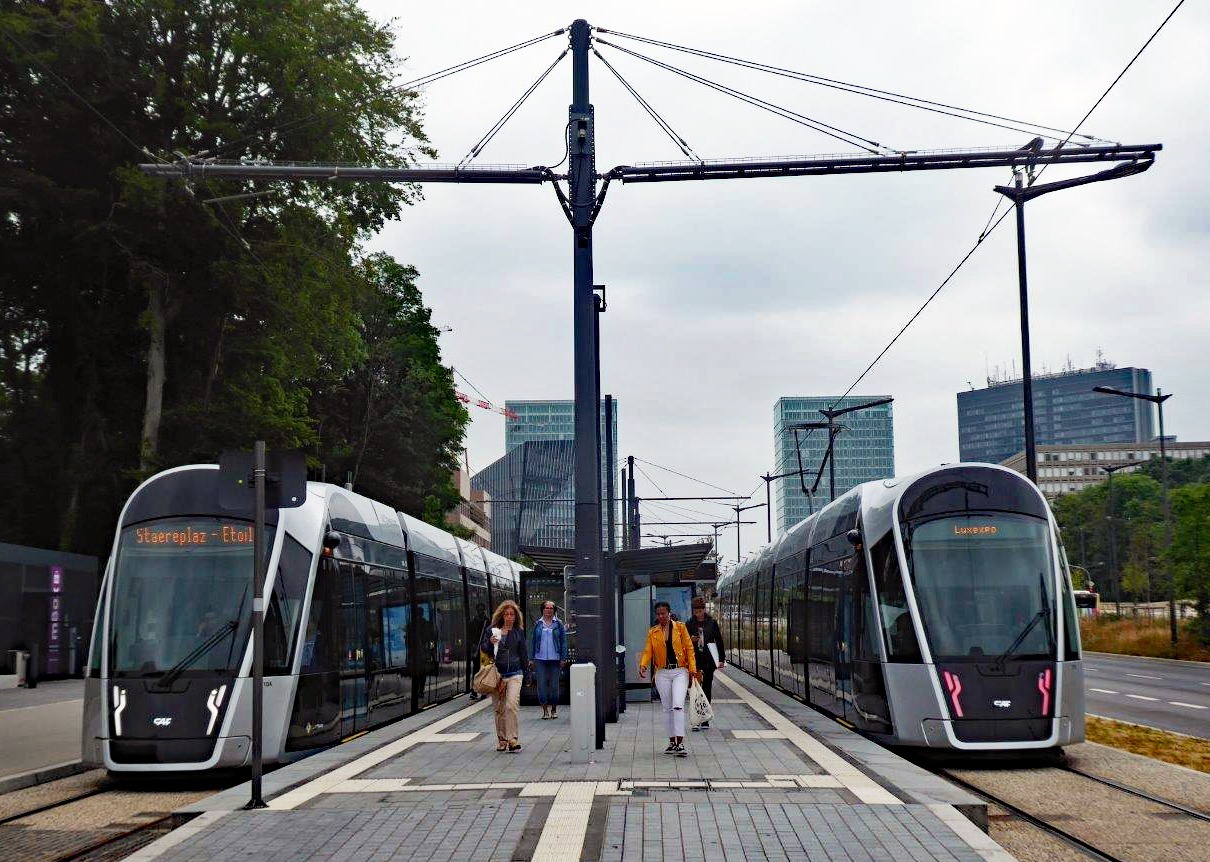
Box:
[992,572,1054,671]
[152,620,238,690]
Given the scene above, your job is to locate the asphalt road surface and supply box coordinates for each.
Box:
[1083,651,1210,738]
[0,679,84,779]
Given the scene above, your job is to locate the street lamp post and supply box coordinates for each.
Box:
[1101,463,1132,613]
[1093,385,1176,647]
[818,397,895,501]
[731,503,767,564]
[994,156,1154,483]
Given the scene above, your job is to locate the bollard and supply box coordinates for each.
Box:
[570,662,596,763]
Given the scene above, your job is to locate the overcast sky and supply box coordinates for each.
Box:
[358,1,1209,564]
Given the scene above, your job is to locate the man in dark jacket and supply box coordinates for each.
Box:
[686,596,726,728]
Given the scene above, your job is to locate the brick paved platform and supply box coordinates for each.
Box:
[128,671,1013,861]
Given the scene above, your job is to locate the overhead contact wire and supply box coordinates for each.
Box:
[596,27,1106,145]
[828,0,1185,410]
[459,49,568,166]
[592,48,700,161]
[595,39,888,154]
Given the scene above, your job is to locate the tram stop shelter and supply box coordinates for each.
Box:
[520,543,715,707]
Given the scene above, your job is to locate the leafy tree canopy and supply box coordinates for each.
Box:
[0,0,467,555]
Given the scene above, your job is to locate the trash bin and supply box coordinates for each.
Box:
[10,650,30,687]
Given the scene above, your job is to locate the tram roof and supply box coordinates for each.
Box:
[454,537,489,572]
[398,511,461,564]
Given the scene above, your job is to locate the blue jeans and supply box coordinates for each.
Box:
[535,660,561,706]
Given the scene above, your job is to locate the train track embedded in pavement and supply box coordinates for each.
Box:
[0,784,113,827]
[938,763,1210,862]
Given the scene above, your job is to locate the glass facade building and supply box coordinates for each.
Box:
[956,366,1155,465]
[471,441,576,559]
[499,400,619,550]
[773,397,895,535]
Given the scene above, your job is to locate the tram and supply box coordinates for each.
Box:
[82,464,525,772]
[715,463,1085,750]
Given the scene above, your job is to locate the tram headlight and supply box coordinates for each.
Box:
[112,686,127,736]
[206,685,227,736]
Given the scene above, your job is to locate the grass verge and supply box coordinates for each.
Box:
[1086,715,1210,774]
[1079,616,1210,662]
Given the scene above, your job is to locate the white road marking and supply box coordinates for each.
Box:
[1126,673,1163,680]
[268,698,491,810]
[1169,702,1208,710]
[1126,694,1159,702]
[715,672,900,805]
[1201,683,1210,687]
[1089,688,1120,695]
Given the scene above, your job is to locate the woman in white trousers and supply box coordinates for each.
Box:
[638,601,700,756]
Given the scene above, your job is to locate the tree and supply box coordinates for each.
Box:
[311,254,468,525]
[1,1,461,555]
[1170,483,1210,644]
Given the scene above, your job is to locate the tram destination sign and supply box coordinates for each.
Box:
[218,449,307,510]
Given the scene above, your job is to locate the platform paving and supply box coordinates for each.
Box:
[129,671,1013,861]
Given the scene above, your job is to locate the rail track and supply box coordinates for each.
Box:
[0,774,213,862]
[940,762,1210,862]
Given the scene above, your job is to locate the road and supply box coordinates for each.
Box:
[0,679,84,779]
[1083,651,1210,739]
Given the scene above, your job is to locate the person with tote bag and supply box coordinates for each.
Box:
[685,596,726,730]
[638,601,700,757]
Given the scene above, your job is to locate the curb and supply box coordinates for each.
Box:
[0,760,90,795]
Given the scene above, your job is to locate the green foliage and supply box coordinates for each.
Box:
[1053,465,1210,639]
[1140,454,1210,487]
[0,1,465,554]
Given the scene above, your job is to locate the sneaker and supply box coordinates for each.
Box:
[691,724,702,732]
[508,742,522,753]
[673,743,688,757]
[663,742,677,755]
[700,721,710,729]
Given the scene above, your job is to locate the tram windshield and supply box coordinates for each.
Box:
[109,517,272,679]
[905,513,1056,663]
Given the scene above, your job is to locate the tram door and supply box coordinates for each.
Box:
[834,554,854,723]
[339,562,368,738]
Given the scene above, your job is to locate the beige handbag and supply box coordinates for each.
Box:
[473,653,501,694]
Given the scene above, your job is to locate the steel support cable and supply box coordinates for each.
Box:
[592,48,700,161]
[826,0,1185,410]
[1,29,166,163]
[631,463,668,496]
[633,457,738,496]
[642,498,727,522]
[594,39,888,155]
[451,366,496,406]
[459,50,568,166]
[1030,0,1186,186]
[595,27,1108,146]
[206,28,567,160]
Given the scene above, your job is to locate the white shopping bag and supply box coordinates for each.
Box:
[707,643,720,666]
[688,678,713,727]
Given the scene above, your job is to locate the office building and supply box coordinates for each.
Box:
[471,441,575,559]
[957,362,1155,465]
[773,397,895,535]
[445,468,491,548]
[1002,440,1210,497]
[504,399,619,547]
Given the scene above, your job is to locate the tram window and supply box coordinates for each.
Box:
[88,608,103,678]
[300,556,342,673]
[363,567,391,673]
[870,535,922,663]
[264,535,313,673]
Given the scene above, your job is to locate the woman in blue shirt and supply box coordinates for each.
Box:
[528,601,568,720]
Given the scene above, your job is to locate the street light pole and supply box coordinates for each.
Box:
[761,473,773,542]
[994,154,1155,484]
[1093,385,1176,647]
[731,503,767,563]
[1101,463,1132,613]
[818,397,895,502]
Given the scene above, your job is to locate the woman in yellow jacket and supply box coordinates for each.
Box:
[638,601,700,756]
